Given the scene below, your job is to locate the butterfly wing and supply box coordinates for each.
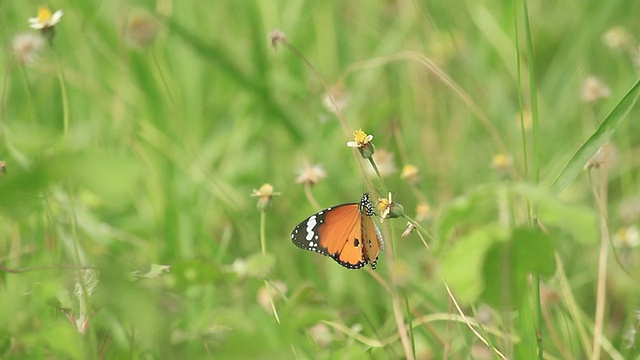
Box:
[291,203,368,269]
[362,216,384,269]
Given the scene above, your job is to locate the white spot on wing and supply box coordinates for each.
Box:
[305,215,317,241]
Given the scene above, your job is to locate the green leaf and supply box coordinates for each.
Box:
[511,228,556,276]
[551,78,640,192]
[437,185,498,246]
[440,225,507,304]
[510,183,598,244]
[21,323,84,360]
[481,228,555,308]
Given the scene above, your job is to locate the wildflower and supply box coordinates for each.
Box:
[376,192,404,222]
[584,142,616,170]
[322,86,349,115]
[231,258,247,277]
[251,183,280,211]
[415,203,432,222]
[347,129,375,158]
[0,161,5,174]
[11,33,45,65]
[400,164,419,184]
[269,29,287,49]
[613,225,640,248]
[28,7,63,44]
[295,161,326,186]
[28,7,63,30]
[602,26,633,52]
[308,323,333,347]
[491,153,512,175]
[366,149,396,177]
[125,11,159,48]
[581,76,611,103]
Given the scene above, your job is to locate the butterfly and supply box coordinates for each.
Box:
[291,193,384,269]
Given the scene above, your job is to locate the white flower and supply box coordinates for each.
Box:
[346,129,373,148]
[295,161,326,185]
[613,225,640,248]
[28,7,63,30]
[581,76,611,103]
[11,33,44,64]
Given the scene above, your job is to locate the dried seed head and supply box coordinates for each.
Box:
[125,11,159,48]
[269,29,287,49]
[11,33,45,65]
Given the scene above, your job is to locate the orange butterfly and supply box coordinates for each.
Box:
[291,193,384,269]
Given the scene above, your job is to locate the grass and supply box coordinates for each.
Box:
[1,1,640,359]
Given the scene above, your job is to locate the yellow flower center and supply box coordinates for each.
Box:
[376,197,390,213]
[37,7,53,22]
[401,164,419,178]
[492,153,511,169]
[352,129,368,144]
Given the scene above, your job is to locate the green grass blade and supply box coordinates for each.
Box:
[551,78,640,192]
[165,18,302,140]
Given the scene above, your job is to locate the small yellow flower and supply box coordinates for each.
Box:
[515,109,532,130]
[400,164,419,184]
[347,129,373,148]
[613,225,640,248]
[415,203,432,222]
[251,183,281,211]
[491,153,513,174]
[29,7,63,30]
[295,161,326,186]
[347,129,375,158]
[376,192,404,222]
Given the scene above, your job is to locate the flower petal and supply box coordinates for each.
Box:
[51,10,63,23]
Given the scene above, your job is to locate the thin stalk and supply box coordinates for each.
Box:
[259,210,281,324]
[56,66,69,139]
[591,169,609,360]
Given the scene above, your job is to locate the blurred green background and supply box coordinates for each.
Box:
[1,0,640,359]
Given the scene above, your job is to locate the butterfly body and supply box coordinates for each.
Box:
[291,193,384,269]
